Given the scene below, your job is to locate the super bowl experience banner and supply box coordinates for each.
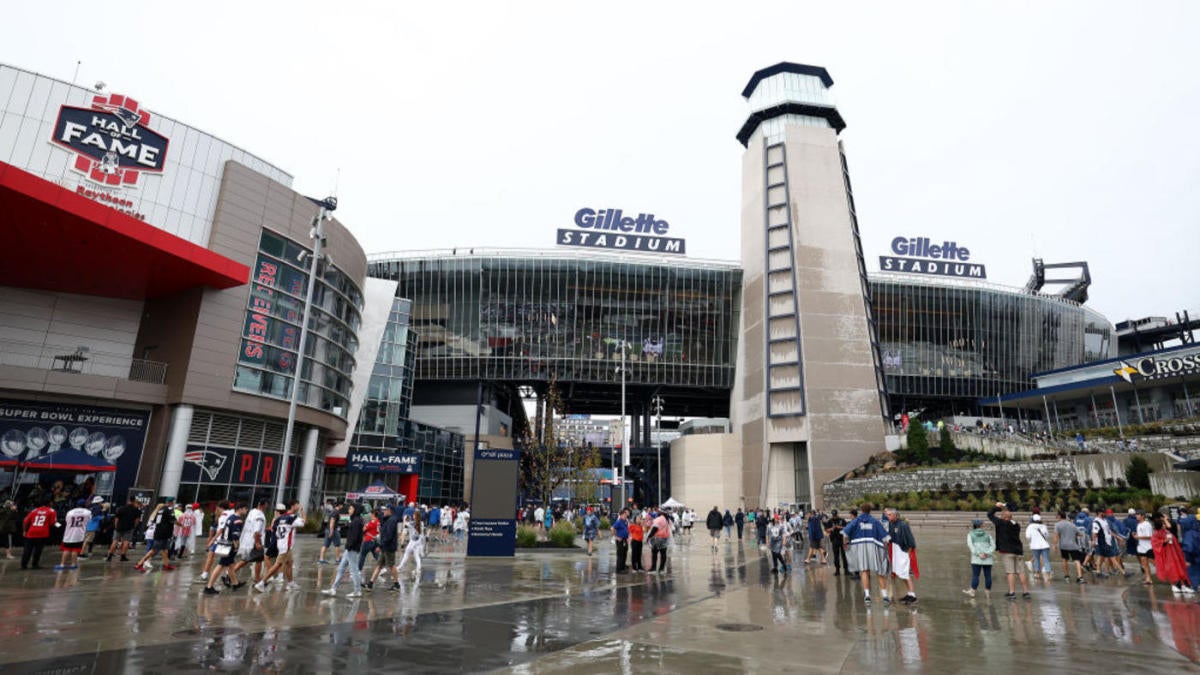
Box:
[0,401,150,501]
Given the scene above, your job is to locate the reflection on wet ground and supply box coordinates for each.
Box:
[0,527,1197,673]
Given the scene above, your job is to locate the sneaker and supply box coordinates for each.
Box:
[317,559,329,565]
[771,568,779,574]
[78,554,89,560]
[390,582,401,591]
[286,582,301,591]
[1022,592,1031,600]
[105,554,114,562]
[864,596,872,606]
[231,582,246,590]
[54,565,66,571]
[1183,586,1196,595]
[67,565,78,570]
[882,596,892,605]
[203,587,220,595]
[194,575,207,583]
[1005,592,1017,600]
[163,565,177,572]
[962,589,976,598]
[1063,575,1070,582]
[1076,577,1086,584]
[363,581,373,590]
[321,588,336,596]
[134,564,146,573]
[253,582,267,593]
[201,571,209,581]
[347,591,362,598]
[906,595,918,605]
[120,556,130,562]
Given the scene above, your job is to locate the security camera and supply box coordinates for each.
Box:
[94,81,106,91]
[296,251,308,263]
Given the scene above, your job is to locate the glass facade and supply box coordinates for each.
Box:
[339,298,465,504]
[870,276,1115,408]
[233,229,364,417]
[367,251,743,390]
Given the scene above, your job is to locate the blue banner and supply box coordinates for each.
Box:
[346,450,422,474]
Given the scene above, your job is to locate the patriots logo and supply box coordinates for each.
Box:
[184,450,227,480]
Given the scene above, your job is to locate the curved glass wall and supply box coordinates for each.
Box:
[368,252,742,390]
[233,229,364,416]
[869,276,1115,405]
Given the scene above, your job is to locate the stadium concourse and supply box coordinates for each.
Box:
[0,523,1196,673]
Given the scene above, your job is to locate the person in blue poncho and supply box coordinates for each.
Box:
[1181,511,1200,591]
[841,503,891,606]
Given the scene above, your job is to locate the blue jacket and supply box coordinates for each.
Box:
[612,517,630,540]
[378,514,399,552]
[842,513,888,549]
[1181,516,1199,563]
[583,514,600,535]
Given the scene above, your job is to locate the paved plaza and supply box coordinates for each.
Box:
[0,524,1197,673]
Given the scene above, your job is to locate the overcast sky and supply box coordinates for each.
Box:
[4,2,1197,324]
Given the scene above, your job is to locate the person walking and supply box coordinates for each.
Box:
[1181,511,1200,592]
[841,504,891,606]
[135,498,178,573]
[106,496,142,562]
[884,508,919,604]
[722,510,734,539]
[1025,513,1052,583]
[57,499,91,571]
[1132,510,1155,584]
[1052,510,1086,583]
[229,498,267,585]
[358,509,381,582]
[323,502,364,597]
[988,503,1031,600]
[453,506,469,544]
[706,507,723,551]
[1150,512,1195,594]
[629,511,645,572]
[196,502,232,583]
[583,508,600,556]
[396,511,426,581]
[318,501,342,565]
[805,511,827,565]
[767,513,790,574]
[256,502,301,592]
[79,496,105,559]
[648,509,671,574]
[21,497,56,570]
[963,519,995,598]
[0,499,19,559]
[734,508,745,540]
[826,509,847,576]
[203,503,247,595]
[368,504,399,591]
[613,509,630,573]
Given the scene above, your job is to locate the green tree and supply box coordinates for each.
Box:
[939,427,955,461]
[907,424,930,465]
[519,377,604,505]
[1126,456,1153,491]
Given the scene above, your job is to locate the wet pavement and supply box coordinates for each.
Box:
[0,526,1198,674]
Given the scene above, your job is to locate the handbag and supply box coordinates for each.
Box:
[213,541,232,557]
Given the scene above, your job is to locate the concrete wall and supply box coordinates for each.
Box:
[949,432,1057,460]
[0,287,142,378]
[1071,452,1175,486]
[1149,472,1200,500]
[669,433,741,511]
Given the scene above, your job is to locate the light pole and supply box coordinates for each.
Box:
[619,341,629,512]
[275,197,336,509]
[652,395,664,505]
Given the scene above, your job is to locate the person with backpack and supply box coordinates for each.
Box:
[1025,513,1052,583]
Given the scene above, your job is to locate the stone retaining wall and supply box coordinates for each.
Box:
[823,459,1076,506]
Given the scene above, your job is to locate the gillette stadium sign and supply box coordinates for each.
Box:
[557,208,686,255]
[879,236,987,279]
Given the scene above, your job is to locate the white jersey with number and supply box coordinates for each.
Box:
[64,507,92,544]
[273,514,297,554]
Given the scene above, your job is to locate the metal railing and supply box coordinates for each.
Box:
[0,340,168,385]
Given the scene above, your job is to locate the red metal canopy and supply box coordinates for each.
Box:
[0,161,248,299]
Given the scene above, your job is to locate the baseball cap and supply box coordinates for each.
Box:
[1081,507,1089,513]
[1128,508,1136,515]
[275,502,287,511]
[1031,514,1041,522]
[971,519,984,528]
[192,502,200,509]
[91,495,104,504]
[1105,509,1114,516]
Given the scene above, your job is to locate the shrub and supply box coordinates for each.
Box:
[516,525,538,548]
[599,517,611,530]
[908,425,930,464]
[1126,456,1152,490]
[549,521,578,547]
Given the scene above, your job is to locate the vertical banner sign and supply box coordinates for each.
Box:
[467,447,520,557]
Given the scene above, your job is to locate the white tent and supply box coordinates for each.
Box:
[661,497,685,509]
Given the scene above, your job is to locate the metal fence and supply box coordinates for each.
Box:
[0,340,168,385]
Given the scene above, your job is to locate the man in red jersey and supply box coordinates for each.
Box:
[22,497,57,569]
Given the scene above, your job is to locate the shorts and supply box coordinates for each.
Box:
[114,529,134,543]
[709,529,721,539]
[61,542,83,553]
[274,549,294,566]
[239,548,265,563]
[379,550,396,567]
[999,552,1022,575]
[323,531,341,548]
[1060,549,1085,563]
[1137,550,1155,559]
[809,537,824,549]
[265,546,279,559]
[218,552,238,567]
[147,538,171,555]
[584,533,597,541]
[683,524,693,530]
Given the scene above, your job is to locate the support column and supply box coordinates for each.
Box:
[297,426,320,510]
[158,404,193,501]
